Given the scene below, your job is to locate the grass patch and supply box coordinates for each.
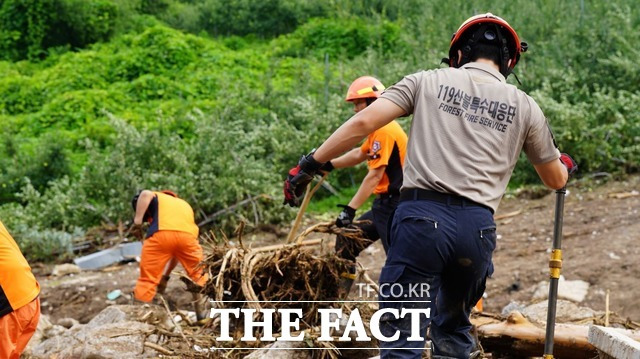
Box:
[307,186,374,216]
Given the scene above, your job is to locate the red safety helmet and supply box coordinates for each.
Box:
[345,76,385,102]
[447,13,528,77]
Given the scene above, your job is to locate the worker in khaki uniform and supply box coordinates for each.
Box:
[0,220,40,359]
[284,13,577,358]
[319,76,407,296]
[132,190,208,320]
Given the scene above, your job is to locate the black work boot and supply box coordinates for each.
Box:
[156,275,170,295]
[192,292,210,324]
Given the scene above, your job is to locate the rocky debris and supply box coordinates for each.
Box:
[31,321,157,358]
[57,317,80,329]
[520,299,601,325]
[51,263,81,277]
[23,314,54,356]
[531,276,590,303]
[29,305,173,359]
[84,305,130,329]
[501,301,526,316]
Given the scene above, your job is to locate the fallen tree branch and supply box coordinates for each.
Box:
[286,175,327,243]
[608,190,639,199]
[253,238,323,253]
[494,209,523,221]
[160,295,191,347]
[144,341,173,355]
[294,220,369,245]
[474,311,640,358]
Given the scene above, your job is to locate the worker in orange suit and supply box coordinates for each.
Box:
[0,220,40,359]
[132,190,208,320]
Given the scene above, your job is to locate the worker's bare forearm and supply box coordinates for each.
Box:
[134,190,154,225]
[534,159,569,190]
[331,148,367,169]
[348,167,385,210]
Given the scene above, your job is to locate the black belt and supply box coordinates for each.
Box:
[376,191,400,200]
[399,188,493,213]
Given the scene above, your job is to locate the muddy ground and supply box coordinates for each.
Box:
[36,175,639,330]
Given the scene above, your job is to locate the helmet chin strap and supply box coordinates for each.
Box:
[493,23,512,78]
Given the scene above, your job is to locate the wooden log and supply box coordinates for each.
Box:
[474,312,640,359]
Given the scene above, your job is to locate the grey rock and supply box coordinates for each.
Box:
[501,301,526,316]
[531,276,590,303]
[521,299,601,325]
[22,314,53,356]
[51,263,81,277]
[30,306,159,359]
[57,317,80,329]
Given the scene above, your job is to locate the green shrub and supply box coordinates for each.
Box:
[0,0,56,60]
[52,0,118,49]
[11,224,84,262]
[196,0,327,38]
[274,17,403,59]
[0,0,119,61]
[0,134,72,203]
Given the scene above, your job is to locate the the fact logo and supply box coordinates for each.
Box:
[209,307,431,343]
[209,283,431,344]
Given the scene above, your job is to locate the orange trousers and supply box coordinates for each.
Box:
[134,230,207,302]
[0,297,40,359]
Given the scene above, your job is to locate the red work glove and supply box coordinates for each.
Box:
[283,153,324,207]
[559,153,577,176]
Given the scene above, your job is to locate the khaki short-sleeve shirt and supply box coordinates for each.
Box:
[380,62,560,212]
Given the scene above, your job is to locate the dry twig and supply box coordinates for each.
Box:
[159,295,191,347]
[286,175,328,243]
[144,341,173,355]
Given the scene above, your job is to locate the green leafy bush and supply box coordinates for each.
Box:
[0,0,56,60]
[273,17,402,59]
[9,224,84,262]
[195,0,327,38]
[52,0,118,49]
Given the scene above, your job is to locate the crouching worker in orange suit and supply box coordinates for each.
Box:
[132,190,209,321]
[0,220,40,359]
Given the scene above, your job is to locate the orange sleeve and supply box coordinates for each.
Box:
[364,129,395,170]
[360,136,370,154]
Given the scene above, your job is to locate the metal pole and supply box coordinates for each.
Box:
[543,187,566,358]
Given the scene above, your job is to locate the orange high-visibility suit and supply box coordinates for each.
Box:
[0,220,41,359]
[134,191,207,302]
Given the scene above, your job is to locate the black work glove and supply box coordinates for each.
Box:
[335,204,356,227]
[319,160,334,173]
[283,152,324,207]
[559,153,578,176]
